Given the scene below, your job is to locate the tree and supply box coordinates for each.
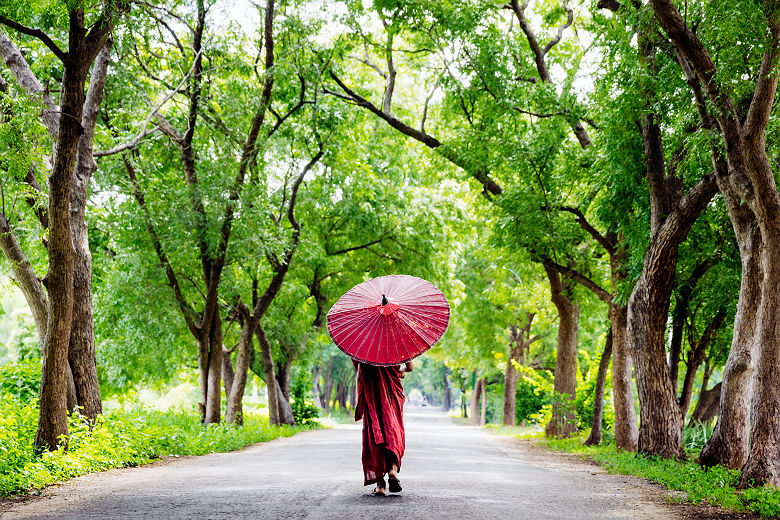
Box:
[649,0,780,485]
[0,0,126,450]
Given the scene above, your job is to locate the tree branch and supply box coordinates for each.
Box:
[542,0,574,56]
[123,155,199,336]
[555,205,615,254]
[543,258,612,303]
[328,71,503,196]
[328,234,391,256]
[0,17,67,62]
[0,30,59,136]
[379,13,396,115]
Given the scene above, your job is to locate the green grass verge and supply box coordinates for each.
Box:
[0,402,316,498]
[534,433,780,517]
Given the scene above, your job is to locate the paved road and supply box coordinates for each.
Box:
[4,408,685,519]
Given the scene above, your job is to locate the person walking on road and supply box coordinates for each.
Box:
[326,275,449,495]
[354,360,414,496]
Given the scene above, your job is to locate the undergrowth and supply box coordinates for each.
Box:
[536,432,780,518]
[0,361,316,497]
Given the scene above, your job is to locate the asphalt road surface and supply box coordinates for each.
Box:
[3,408,702,519]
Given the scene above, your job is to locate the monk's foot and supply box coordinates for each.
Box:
[372,477,387,496]
[388,475,402,493]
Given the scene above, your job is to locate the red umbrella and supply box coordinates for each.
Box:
[326,274,450,366]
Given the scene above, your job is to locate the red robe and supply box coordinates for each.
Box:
[354,362,406,486]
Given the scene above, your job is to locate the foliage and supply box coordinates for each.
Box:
[0,392,314,497]
[515,378,550,424]
[541,434,780,517]
[0,359,40,401]
[683,421,715,454]
[290,372,320,427]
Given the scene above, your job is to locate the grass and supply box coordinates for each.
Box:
[496,427,780,518]
[0,400,317,498]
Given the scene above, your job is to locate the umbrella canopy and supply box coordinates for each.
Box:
[326,274,450,366]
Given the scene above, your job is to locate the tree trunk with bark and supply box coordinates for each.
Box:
[585,328,613,446]
[626,32,718,457]
[503,314,539,426]
[442,369,451,411]
[470,375,482,426]
[678,312,725,419]
[700,215,761,468]
[610,304,639,451]
[276,378,295,425]
[256,327,280,425]
[226,312,254,425]
[67,43,111,423]
[197,311,223,424]
[1,11,118,447]
[543,264,579,438]
[649,0,780,486]
[480,377,487,426]
[34,8,117,451]
[689,382,721,427]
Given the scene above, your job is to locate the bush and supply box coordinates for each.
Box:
[515,379,549,424]
[0,359,41,401]
[290,373,320,427]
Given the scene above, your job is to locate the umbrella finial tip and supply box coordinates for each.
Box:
[381,294,388,306]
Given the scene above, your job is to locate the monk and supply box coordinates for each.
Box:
[354,360,414,496]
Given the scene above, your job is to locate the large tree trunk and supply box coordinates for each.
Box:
[255,327,280,425]
[610,304,638,451]
[273,360,295,425]
[470,375,482,426]
[628,267,685,459]
[276,361,292,402]
[34,15,91,449]
[740,244,780,487]
[585,328,612,446]
[625,14,718,459]
[543,264,579,438]
[700,224,761,469]
[67,43,110,423]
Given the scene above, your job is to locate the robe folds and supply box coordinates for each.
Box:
[354,362,406,486]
